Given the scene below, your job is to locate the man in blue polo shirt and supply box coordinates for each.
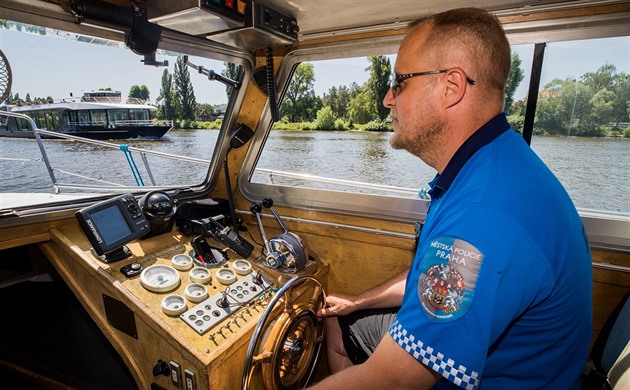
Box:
[311,7,592,390]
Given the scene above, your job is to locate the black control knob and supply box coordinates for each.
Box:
[262,198,273,208]
[252,271,264,285]
[250,203,262,214]
[152,360,169,377]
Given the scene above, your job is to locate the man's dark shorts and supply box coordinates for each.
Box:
[338,307,399,364]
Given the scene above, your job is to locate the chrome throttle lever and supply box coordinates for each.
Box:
[261,198,308,272]
[250,202,283,268]
[262,197,289,233]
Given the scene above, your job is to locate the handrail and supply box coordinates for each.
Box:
[255,168,428,198]
[1,110,209,193]
[3,110,428,197]
[32,128,209,164]
[65,119,173,127]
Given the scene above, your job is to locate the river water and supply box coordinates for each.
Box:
[1,129,628,213]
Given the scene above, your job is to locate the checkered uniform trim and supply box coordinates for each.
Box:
[389,320,480,390]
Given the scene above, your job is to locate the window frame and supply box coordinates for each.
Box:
[238,25,630,249]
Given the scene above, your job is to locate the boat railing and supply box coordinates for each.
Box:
[110,119,174,127]
[0,110,207,194]
[2,110,422,198]
[64,119,173,127]
[254,168,429,199]
[65,120,108,127]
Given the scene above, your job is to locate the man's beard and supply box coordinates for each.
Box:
[389,114,445,165]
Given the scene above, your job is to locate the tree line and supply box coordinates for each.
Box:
[6,50,629,137]
[279,55,629,137]
[508,63,630,137]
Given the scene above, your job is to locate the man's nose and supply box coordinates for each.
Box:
[383,88,395,108]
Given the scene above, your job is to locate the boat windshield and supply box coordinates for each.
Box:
[0,20,238,205]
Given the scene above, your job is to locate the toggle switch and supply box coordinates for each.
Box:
[184,369,197,390]
[170,361,182,388]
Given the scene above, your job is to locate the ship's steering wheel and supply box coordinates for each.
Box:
[0,50,12,103]
[242,275,326,389]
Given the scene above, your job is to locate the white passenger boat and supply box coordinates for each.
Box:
[0,90,172,139]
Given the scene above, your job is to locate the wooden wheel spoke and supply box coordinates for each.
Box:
[252,350,273,365]
[308,285,323,310]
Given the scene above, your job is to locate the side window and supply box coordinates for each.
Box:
[528,36,628,213]
[249,50,535,200]
[251,56,436,199]
[1,20,239,196]
[250,39,628,216]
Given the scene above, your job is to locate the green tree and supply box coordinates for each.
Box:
[195,103,215,121]
[366,56,391,120]
[173,56,197,121]
[157,69,176,120]
[128,85,150,103]
[559,80,591,135]
[348,89,376,124]
[322,86,339,118]
[611,72,630,128]
[9,92,20,105]
[221,62,240,100]
[582,64,616,91]
[587,89,615,129]
[323,84,356,120]
[315,106,336,129]
[504,52,524,115]
[280,63,321,122]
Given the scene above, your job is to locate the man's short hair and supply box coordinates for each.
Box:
[411,8,511,94]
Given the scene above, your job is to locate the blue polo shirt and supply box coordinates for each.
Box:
[389,114,592,389]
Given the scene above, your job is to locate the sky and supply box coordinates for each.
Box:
[1,25,628,107]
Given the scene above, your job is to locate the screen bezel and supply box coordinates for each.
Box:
[75,193,149,256]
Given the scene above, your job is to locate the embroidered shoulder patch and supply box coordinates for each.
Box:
[417,237,483,322]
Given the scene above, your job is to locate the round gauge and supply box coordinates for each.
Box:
[140,264,181,293]
[184,283,209,303]
[232,259,252,275]
[189,267,211,284]
[172,254,193,271]
[161,294,187,316]
[216,268,237,285]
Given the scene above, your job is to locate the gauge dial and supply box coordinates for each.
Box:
[161,294,187,316]
[189,267,211,284]
[184,283,209,303]
[172,254,193,271]
[140,265,181,293]
[232,259,252,275]
[216,268,237,285]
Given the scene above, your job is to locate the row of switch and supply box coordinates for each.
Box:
[153,359,196,390]
[207,0,248,17]
[206,289,274,347]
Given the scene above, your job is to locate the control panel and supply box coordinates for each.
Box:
[180,271,271,335]
[148,0,299,48]
[148,0,248,36]
[252,2,298,42]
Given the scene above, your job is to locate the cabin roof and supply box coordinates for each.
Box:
[2,1,628,55]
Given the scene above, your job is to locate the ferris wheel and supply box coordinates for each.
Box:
[0,49,12,103]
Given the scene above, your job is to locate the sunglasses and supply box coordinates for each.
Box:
[391,69,476,96]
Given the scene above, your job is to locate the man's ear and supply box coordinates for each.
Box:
[442,67,468,109]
